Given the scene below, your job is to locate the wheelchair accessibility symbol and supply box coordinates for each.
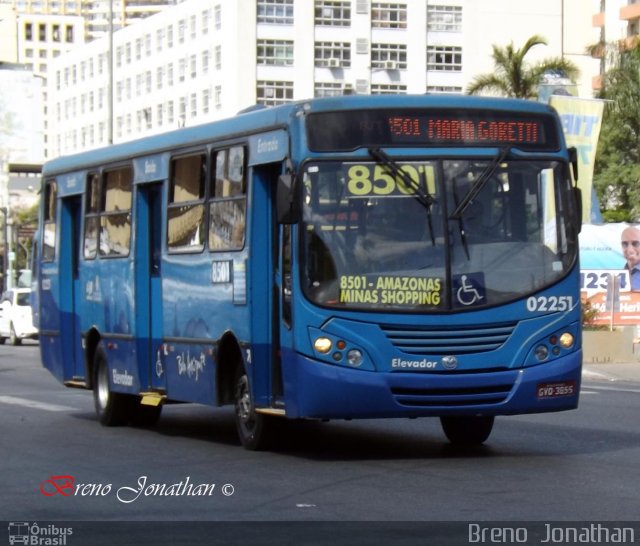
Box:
[454,273,485,307]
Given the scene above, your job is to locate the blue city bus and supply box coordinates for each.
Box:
[35,94,582,449]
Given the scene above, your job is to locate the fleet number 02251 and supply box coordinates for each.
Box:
[526,295,573,312]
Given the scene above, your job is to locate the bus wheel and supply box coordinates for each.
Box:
[93,346,132,426]
[233,368,274,450]
[440,415,495,446]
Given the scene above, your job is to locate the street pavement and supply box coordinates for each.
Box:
[583,361,640,383]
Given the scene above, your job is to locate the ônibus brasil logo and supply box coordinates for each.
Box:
[8,522,72,545]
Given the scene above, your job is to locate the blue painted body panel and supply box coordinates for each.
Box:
[282,349,582,419]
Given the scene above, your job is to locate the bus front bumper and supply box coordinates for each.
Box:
[280,350,582,420]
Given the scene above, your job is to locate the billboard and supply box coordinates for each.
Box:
[580,223,640,326]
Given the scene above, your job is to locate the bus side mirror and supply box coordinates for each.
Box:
[574,186,583,233]
[276,173,300,224]
[568,147,579,182]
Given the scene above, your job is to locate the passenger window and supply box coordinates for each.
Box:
[168,153,206,252]
[43,180,57,262]
[210,146,246,251]
[99,166,132,257]
[84,173,100,259]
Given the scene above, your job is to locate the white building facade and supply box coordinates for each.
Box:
[46,0,600,159]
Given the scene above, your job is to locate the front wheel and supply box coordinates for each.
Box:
[93,345,133,426]
[234,368,276,450]
[440,415,495,446]
[9,323,21,346]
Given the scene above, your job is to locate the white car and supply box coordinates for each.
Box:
[0,288,38,345]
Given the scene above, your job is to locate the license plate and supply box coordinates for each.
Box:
[536,381,577,399]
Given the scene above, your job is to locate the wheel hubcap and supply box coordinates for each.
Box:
[236,375,255,432]
[97,363,109,409]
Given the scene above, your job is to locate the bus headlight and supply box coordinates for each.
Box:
[534,344,549,361]
[347,349,363,367]
[313,337,332,354]
[559,332,574,349]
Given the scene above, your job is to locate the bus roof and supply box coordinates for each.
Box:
[43,94,558,177]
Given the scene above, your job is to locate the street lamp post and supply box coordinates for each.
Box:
[0,206,7,294]
[108,0,114,144]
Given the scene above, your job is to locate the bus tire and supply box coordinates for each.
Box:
[440,415,494,446]
[233,367,275,450]
[93,345,133,426]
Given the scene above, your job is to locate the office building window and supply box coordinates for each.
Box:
[257,0,294,24]
[156,28,164,51]
[202,50,210,74]
[427,5,462,32]
[257,39,294,66]
[315,41,351,67]
[371,43,407,69]
[315,0,351,26]
[371,83,407,94]
[427,85,463,94]
[427,45,462,71]
[257,81,294,106]
[202,9,211,34]
[372,2,407,29]
[314,82,344,97]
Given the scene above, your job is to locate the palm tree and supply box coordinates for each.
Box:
[467,35,580,99]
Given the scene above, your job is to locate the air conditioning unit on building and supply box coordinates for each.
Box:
[327,58,341,68]
[384,60,398,70]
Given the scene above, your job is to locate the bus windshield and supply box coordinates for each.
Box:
[301,157,578,311]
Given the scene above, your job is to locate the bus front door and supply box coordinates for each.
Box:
[59,196,84,381]
[134,183,166,392]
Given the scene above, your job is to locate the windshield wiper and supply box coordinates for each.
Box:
[368,147,436,245]
[449,146,511,220]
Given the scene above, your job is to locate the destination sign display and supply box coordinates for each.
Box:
[307,109,559,152]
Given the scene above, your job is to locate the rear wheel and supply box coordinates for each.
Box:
[440,416,495,446]
[93,345,133,426]
[234,367,276,450]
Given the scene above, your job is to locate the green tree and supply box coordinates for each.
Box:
[467,35,579,99]
[593,43,640,222]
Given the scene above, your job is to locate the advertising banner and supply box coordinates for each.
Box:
[580,223,640,326]
[549,96,604,224]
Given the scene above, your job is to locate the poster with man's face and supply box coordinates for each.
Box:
[579,223,640,326]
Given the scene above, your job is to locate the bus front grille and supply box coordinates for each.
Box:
[380,322,518,355]
[391,383,513,407]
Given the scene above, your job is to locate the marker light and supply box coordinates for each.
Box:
[314,337,332,354]
[534,344,549,361]
[559,332,574,349]
[347,349,363,367]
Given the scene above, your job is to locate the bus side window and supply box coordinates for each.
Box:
[100,166,132,257]
[209,146,246,251]
[84,172,100,259]
[43,180,57,262]
[167,153,206,252]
